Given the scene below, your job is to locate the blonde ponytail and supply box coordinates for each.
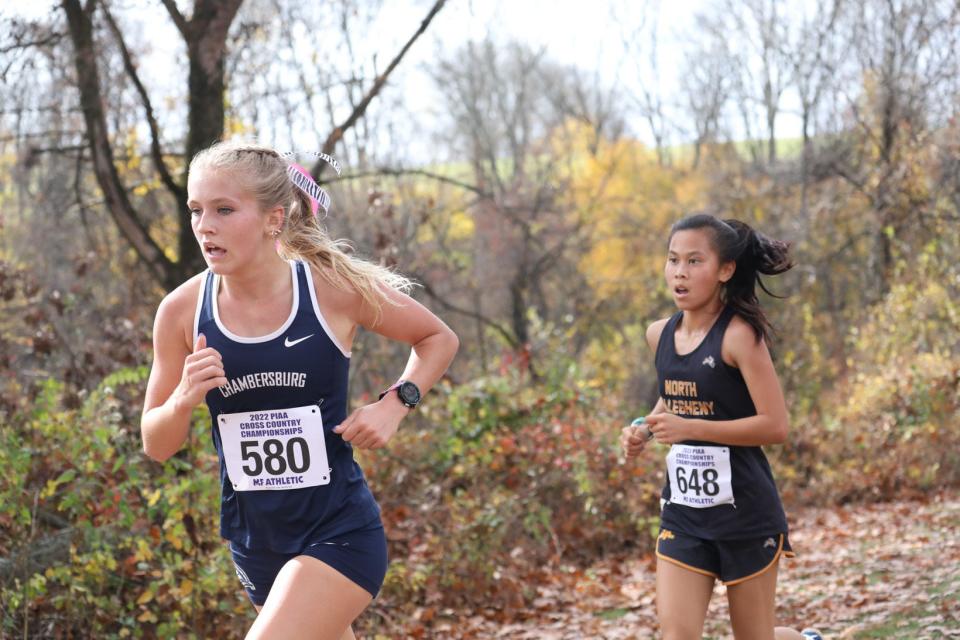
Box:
[278,186,413,323]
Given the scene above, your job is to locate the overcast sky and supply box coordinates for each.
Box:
[4,0,805,159]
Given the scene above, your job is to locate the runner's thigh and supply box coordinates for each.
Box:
[245,555,372,640]
[656,558,714,640]
[727,560,778,640]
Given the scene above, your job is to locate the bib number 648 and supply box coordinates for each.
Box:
[674,466,721,497]
[665,444,735,508]
[240,438,310,476]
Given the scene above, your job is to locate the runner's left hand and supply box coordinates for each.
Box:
[644,412,694,444]
[333,399,409,449]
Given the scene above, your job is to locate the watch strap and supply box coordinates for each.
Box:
[378,379,420,409]
[378,381,403,401]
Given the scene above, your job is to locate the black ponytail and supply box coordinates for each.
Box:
[670,214,793,343]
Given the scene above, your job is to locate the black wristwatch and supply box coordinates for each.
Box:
[378,380,421,409]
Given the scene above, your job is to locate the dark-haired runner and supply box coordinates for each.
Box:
[622,214,823,640]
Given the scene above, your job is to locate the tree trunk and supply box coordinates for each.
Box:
[62,0,176,287]
[767,105,777,164]
[800,108,810,218]
[177,0,243,280]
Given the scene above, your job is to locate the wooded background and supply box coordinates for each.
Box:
[1,0,958,637]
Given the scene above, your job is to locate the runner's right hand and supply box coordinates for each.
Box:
[621,423,650,458]
[175,333,227,410]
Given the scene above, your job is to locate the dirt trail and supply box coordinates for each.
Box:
[428,491,960,639]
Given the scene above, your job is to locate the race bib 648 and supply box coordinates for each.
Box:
[665,444,734,508]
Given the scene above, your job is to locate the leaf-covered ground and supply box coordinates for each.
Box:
[393,491,960,639]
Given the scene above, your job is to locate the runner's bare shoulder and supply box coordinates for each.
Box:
[646,317,671,352]
[153,272,207,350]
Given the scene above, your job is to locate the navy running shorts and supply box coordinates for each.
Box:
[229,524,388,605]
[656,528,794,585]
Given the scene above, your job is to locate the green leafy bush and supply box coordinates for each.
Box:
[0,369,253,639]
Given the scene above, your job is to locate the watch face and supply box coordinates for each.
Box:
[398,381,421,406]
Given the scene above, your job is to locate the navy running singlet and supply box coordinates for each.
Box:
[195,260,381,553]
[654,306,788,540]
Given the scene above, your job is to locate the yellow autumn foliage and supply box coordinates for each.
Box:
[551,119,706,306]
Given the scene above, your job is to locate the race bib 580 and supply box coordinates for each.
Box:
[665,444,734,508]
[218,405,330,491]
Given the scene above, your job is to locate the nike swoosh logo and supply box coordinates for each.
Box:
[284,334,314,347]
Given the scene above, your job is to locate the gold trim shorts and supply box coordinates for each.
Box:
[656,528,794,585]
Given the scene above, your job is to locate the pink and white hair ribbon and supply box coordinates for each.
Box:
[282,151,342,217]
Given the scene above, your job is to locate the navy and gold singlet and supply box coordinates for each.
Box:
[654,306,788,540]
[195,260,381,553]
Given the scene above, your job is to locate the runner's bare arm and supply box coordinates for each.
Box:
[359,285,459,397]
[141,279,227,461]
[643,319,669,417]
[647,397,667,416]
[332,282,458,449]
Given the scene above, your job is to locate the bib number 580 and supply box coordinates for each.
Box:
[240,438,310,476]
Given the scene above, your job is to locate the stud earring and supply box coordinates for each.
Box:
[271,229,281,237]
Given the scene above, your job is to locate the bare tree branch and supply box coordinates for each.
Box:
[159,0,189,39]
[326,167,489,198]
[311,0,448,177]
[101,4,185,205]
[0,32,64,55]
[416,278,519,349]
[61,0,173,285]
